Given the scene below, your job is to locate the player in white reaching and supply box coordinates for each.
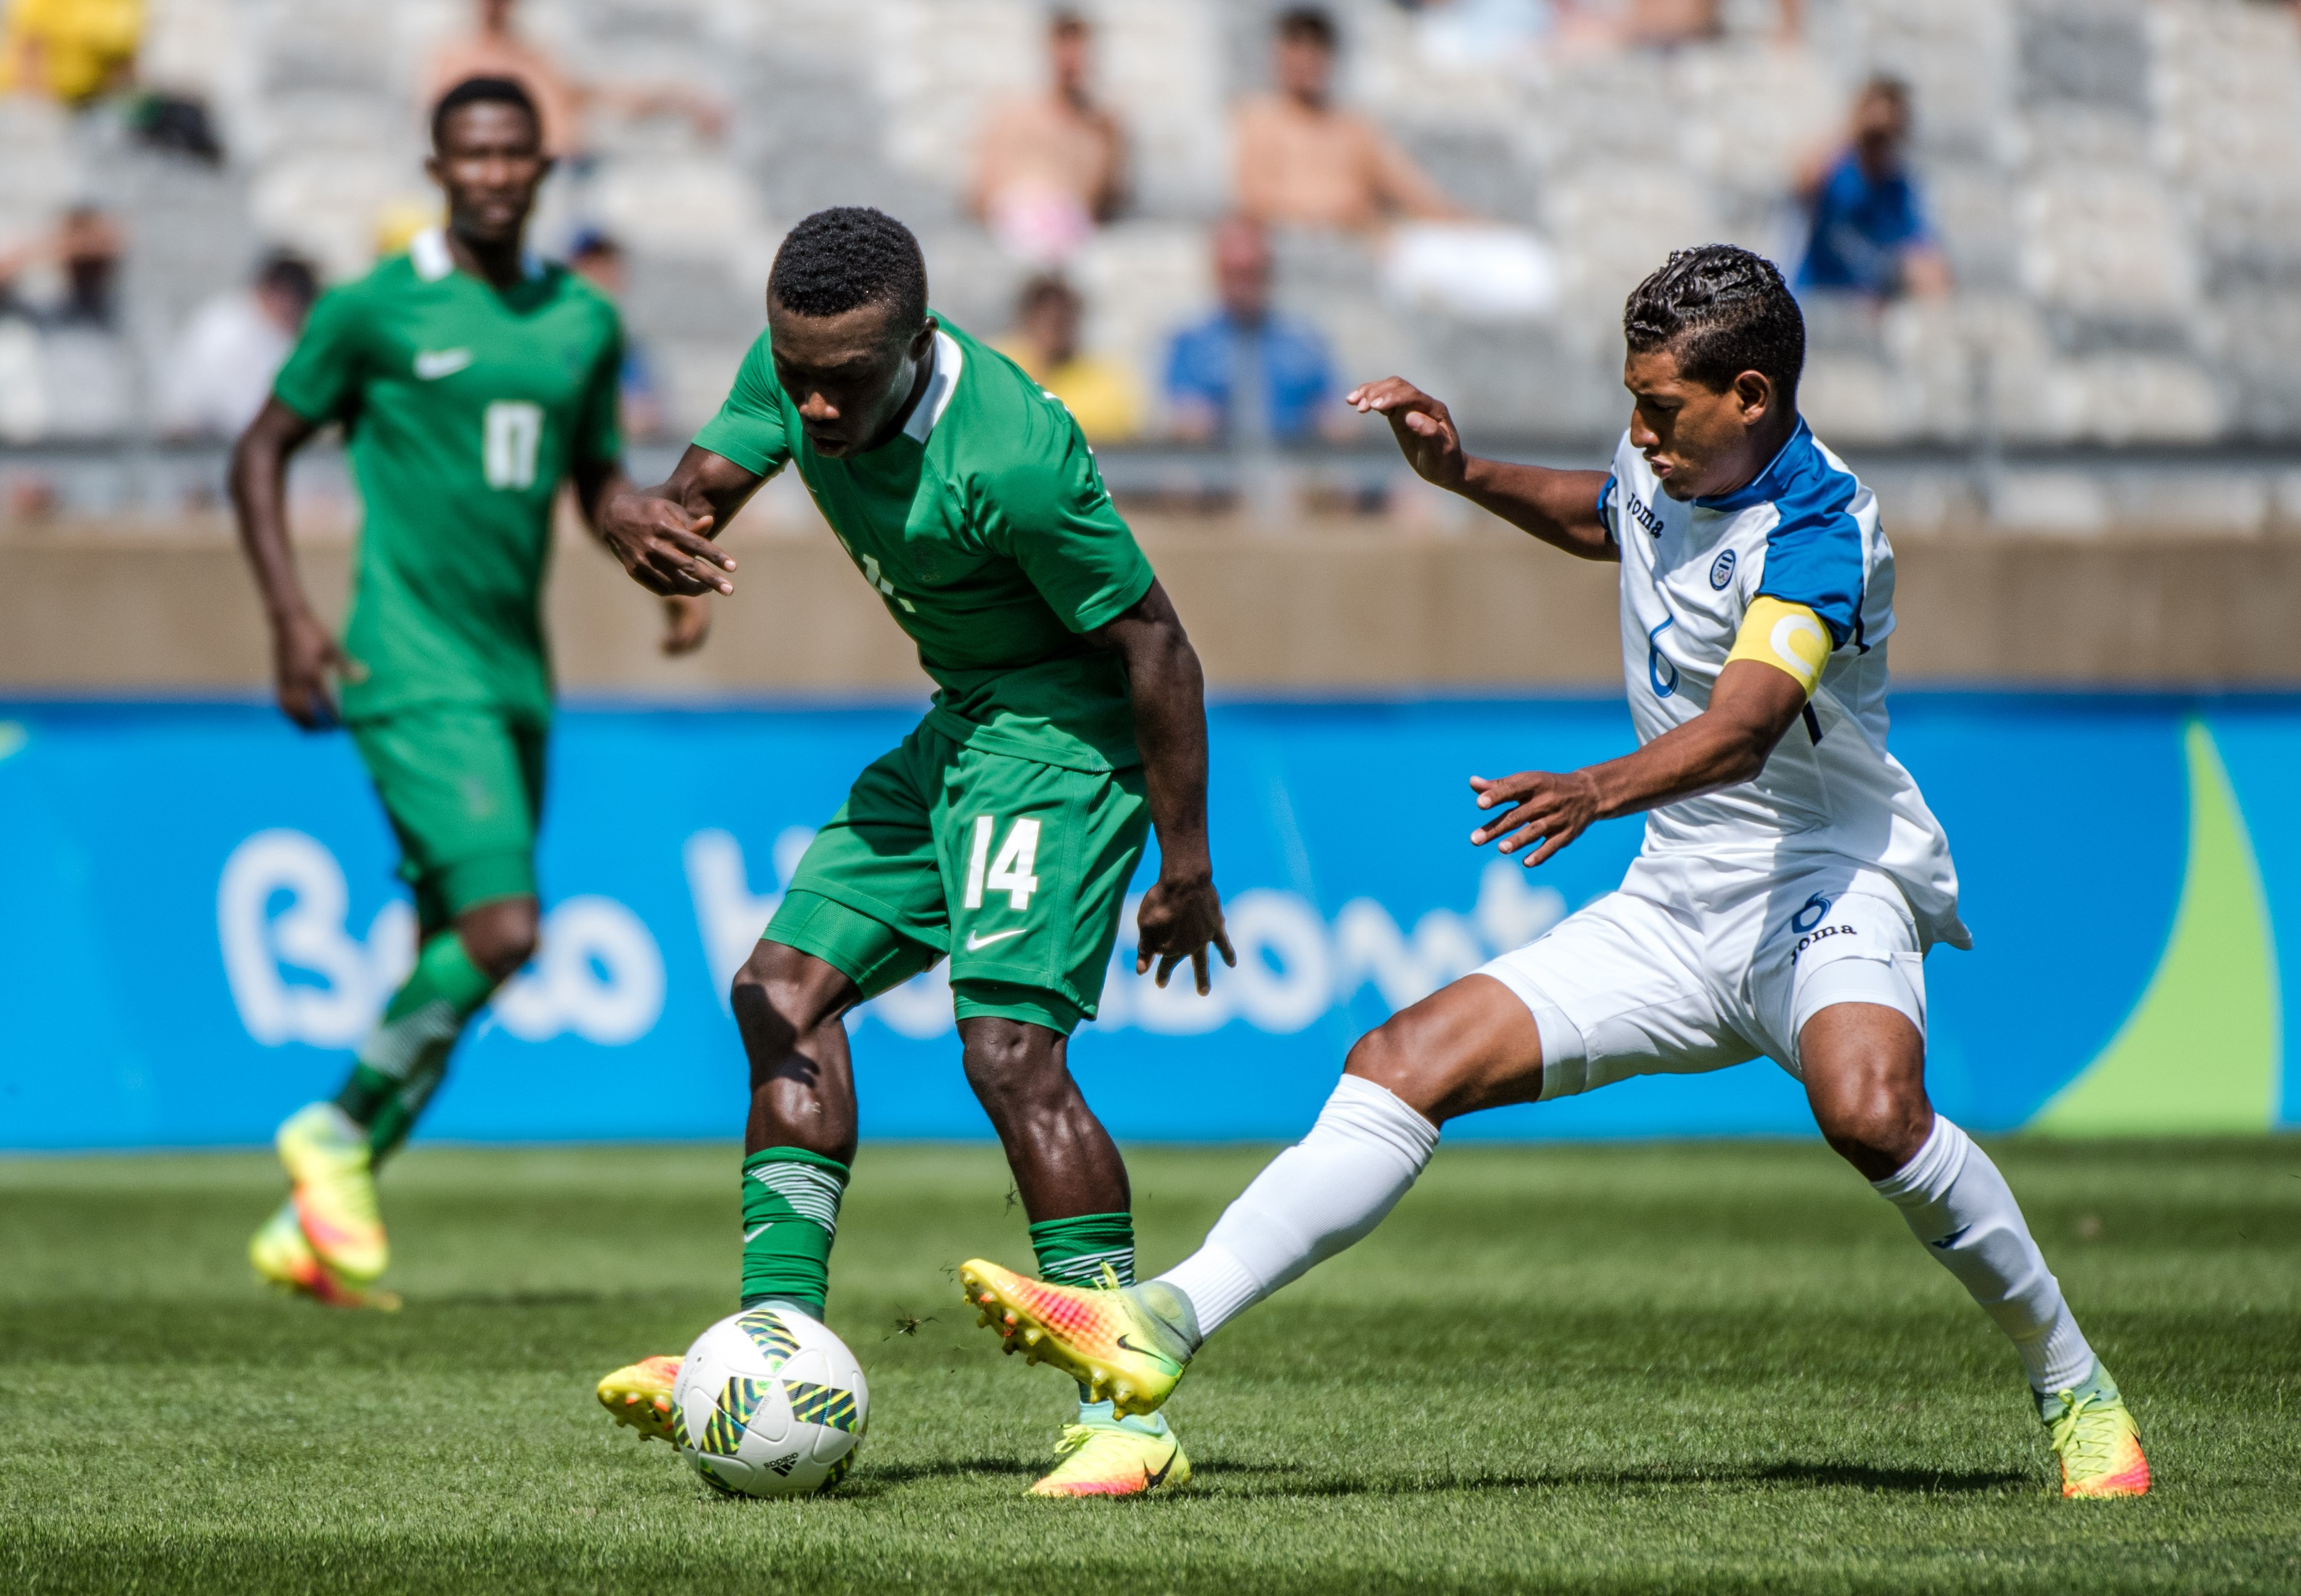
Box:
[959,245,2149,1501]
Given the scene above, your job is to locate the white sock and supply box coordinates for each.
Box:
[1155,1074,1440,1344]
[1871,1116,2094,1394]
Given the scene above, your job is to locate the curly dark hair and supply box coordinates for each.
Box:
[430,76,541,153]
[1622,245,1804,406]
[768,207,929,333]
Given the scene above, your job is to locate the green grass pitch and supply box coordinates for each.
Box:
[1,1138,2295,1594]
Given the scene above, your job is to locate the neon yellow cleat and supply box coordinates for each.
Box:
[958,1258,1190,1417]
[276,1103,388,1284]
[248,1197,401,1311]
[2046,1368,2151,1499]
[1030,1418,1190,1498]
[596,1354,684,1444]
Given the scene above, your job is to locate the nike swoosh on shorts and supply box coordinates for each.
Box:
[965,928,1027,951]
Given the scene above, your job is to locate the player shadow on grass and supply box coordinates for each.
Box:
[1177,1460,2032,1499]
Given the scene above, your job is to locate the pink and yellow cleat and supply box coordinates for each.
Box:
[276,1103,388,1284]
[248,1197,400,1311]
[596,1354,684,1444]
[2045,1365,2150,1499]
[958,1258,1192,1417]
[1030,1418,1190,1498]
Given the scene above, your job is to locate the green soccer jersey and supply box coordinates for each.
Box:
[272,228,624,725]
[693,316,1155,772]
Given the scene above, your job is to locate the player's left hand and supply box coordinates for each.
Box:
[1135,877,1236,994]
[1470,769,1602,868]
[660,594,711,656]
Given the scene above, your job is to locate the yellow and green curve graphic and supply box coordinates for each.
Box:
[2034,721,2281,1133]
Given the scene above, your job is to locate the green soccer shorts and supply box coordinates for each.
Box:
[349,706,546,931]
[766,720,1150,1036]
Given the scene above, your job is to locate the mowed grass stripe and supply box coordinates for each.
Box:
[0,1140,2294,1594]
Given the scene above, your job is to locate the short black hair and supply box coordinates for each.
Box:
[1017,272,1078,314]
[768,207,929,333]
[254,250,318,309]
[1622,245,1804,406]
[1276,6,1337,49]
[431,76,541,152]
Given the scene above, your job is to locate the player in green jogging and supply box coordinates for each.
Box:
[588,207,1233,1497]
[231,76,705,1309]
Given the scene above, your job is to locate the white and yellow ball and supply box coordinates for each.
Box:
[673,1306,867,1497]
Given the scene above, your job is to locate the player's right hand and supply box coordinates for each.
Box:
[1345,377,1466,490]
[601,491,737,597]
[272,611,350,731]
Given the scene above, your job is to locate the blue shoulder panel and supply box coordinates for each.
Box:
[1699,422,1865,649]
[1597,473,1618,544]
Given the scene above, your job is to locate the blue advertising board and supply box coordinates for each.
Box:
[0,694,2291,1150]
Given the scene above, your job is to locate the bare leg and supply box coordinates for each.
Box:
[959,1016,1130,1222]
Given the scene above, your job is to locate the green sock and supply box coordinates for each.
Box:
[740,1148,850,1320]
[1029,1211,1165,1428]
[333,929,497,1165]
[1027,1211,1136,1289]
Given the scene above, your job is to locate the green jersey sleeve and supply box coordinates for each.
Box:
[691,331,792,478]
[271,282,371,424]
[575,313,625,466]
[977,409,1155,635]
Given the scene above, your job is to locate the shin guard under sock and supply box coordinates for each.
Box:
[740,1147,850,1321]
[1872,1116,2096,1394]
[335,928,498,1164]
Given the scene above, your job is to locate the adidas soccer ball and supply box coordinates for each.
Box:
[673,1306,869,1497]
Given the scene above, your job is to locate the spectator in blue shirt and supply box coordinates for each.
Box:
[1795,76,1950,301]
[1163,216,1339,444]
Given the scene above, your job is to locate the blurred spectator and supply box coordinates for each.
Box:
[1163,217,1342,444]
[157,251,318,440]
[1795,76,1950,302]
[1234,7,1464,234]
[971,9,1126,266]
[0,0,140,104]
[422,0,723,162]
[1619,0,1801,46]
[995,274,1140,443]
[566,229,667,442]
[0,203,123,327]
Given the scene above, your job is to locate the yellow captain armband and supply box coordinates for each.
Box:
[1725,597,1832,698]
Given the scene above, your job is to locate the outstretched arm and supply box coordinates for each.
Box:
[1092,580,1236,993]
[1347,377,1617,561]
[230,398,348,729]
[596,444,763,597]
[1470,657,1811,868]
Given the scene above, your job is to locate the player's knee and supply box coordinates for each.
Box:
[1811,1076,1932,1179]
[959,1020,1060,1108]
[731,942,846,1041]
[1343,1017,1450,1119]
[456,898,539,983]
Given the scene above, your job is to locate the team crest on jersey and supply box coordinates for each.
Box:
[1709,549,1736,589]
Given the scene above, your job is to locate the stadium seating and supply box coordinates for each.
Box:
[2,0,2300,462]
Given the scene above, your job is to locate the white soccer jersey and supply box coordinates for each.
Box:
[1597,420,1969,950]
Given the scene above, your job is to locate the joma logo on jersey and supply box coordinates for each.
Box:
[1626,491,1666,539]
[1790,922,1856,964]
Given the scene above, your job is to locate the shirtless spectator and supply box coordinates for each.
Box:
[971,9,1127,264]
[1233,7,1462,235]
[422,0,721,160]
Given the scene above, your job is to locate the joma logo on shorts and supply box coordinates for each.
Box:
[1790,923,1856,964]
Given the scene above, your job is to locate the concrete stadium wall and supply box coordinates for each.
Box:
[3,518,2300,692]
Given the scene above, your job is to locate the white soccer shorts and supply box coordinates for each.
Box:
[1474,860,1929,1099]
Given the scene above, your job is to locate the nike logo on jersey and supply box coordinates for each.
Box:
[965,927,1027,951]
[414,348,474,380]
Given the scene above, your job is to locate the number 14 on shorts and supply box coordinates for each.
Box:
[964,816,1041,912]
